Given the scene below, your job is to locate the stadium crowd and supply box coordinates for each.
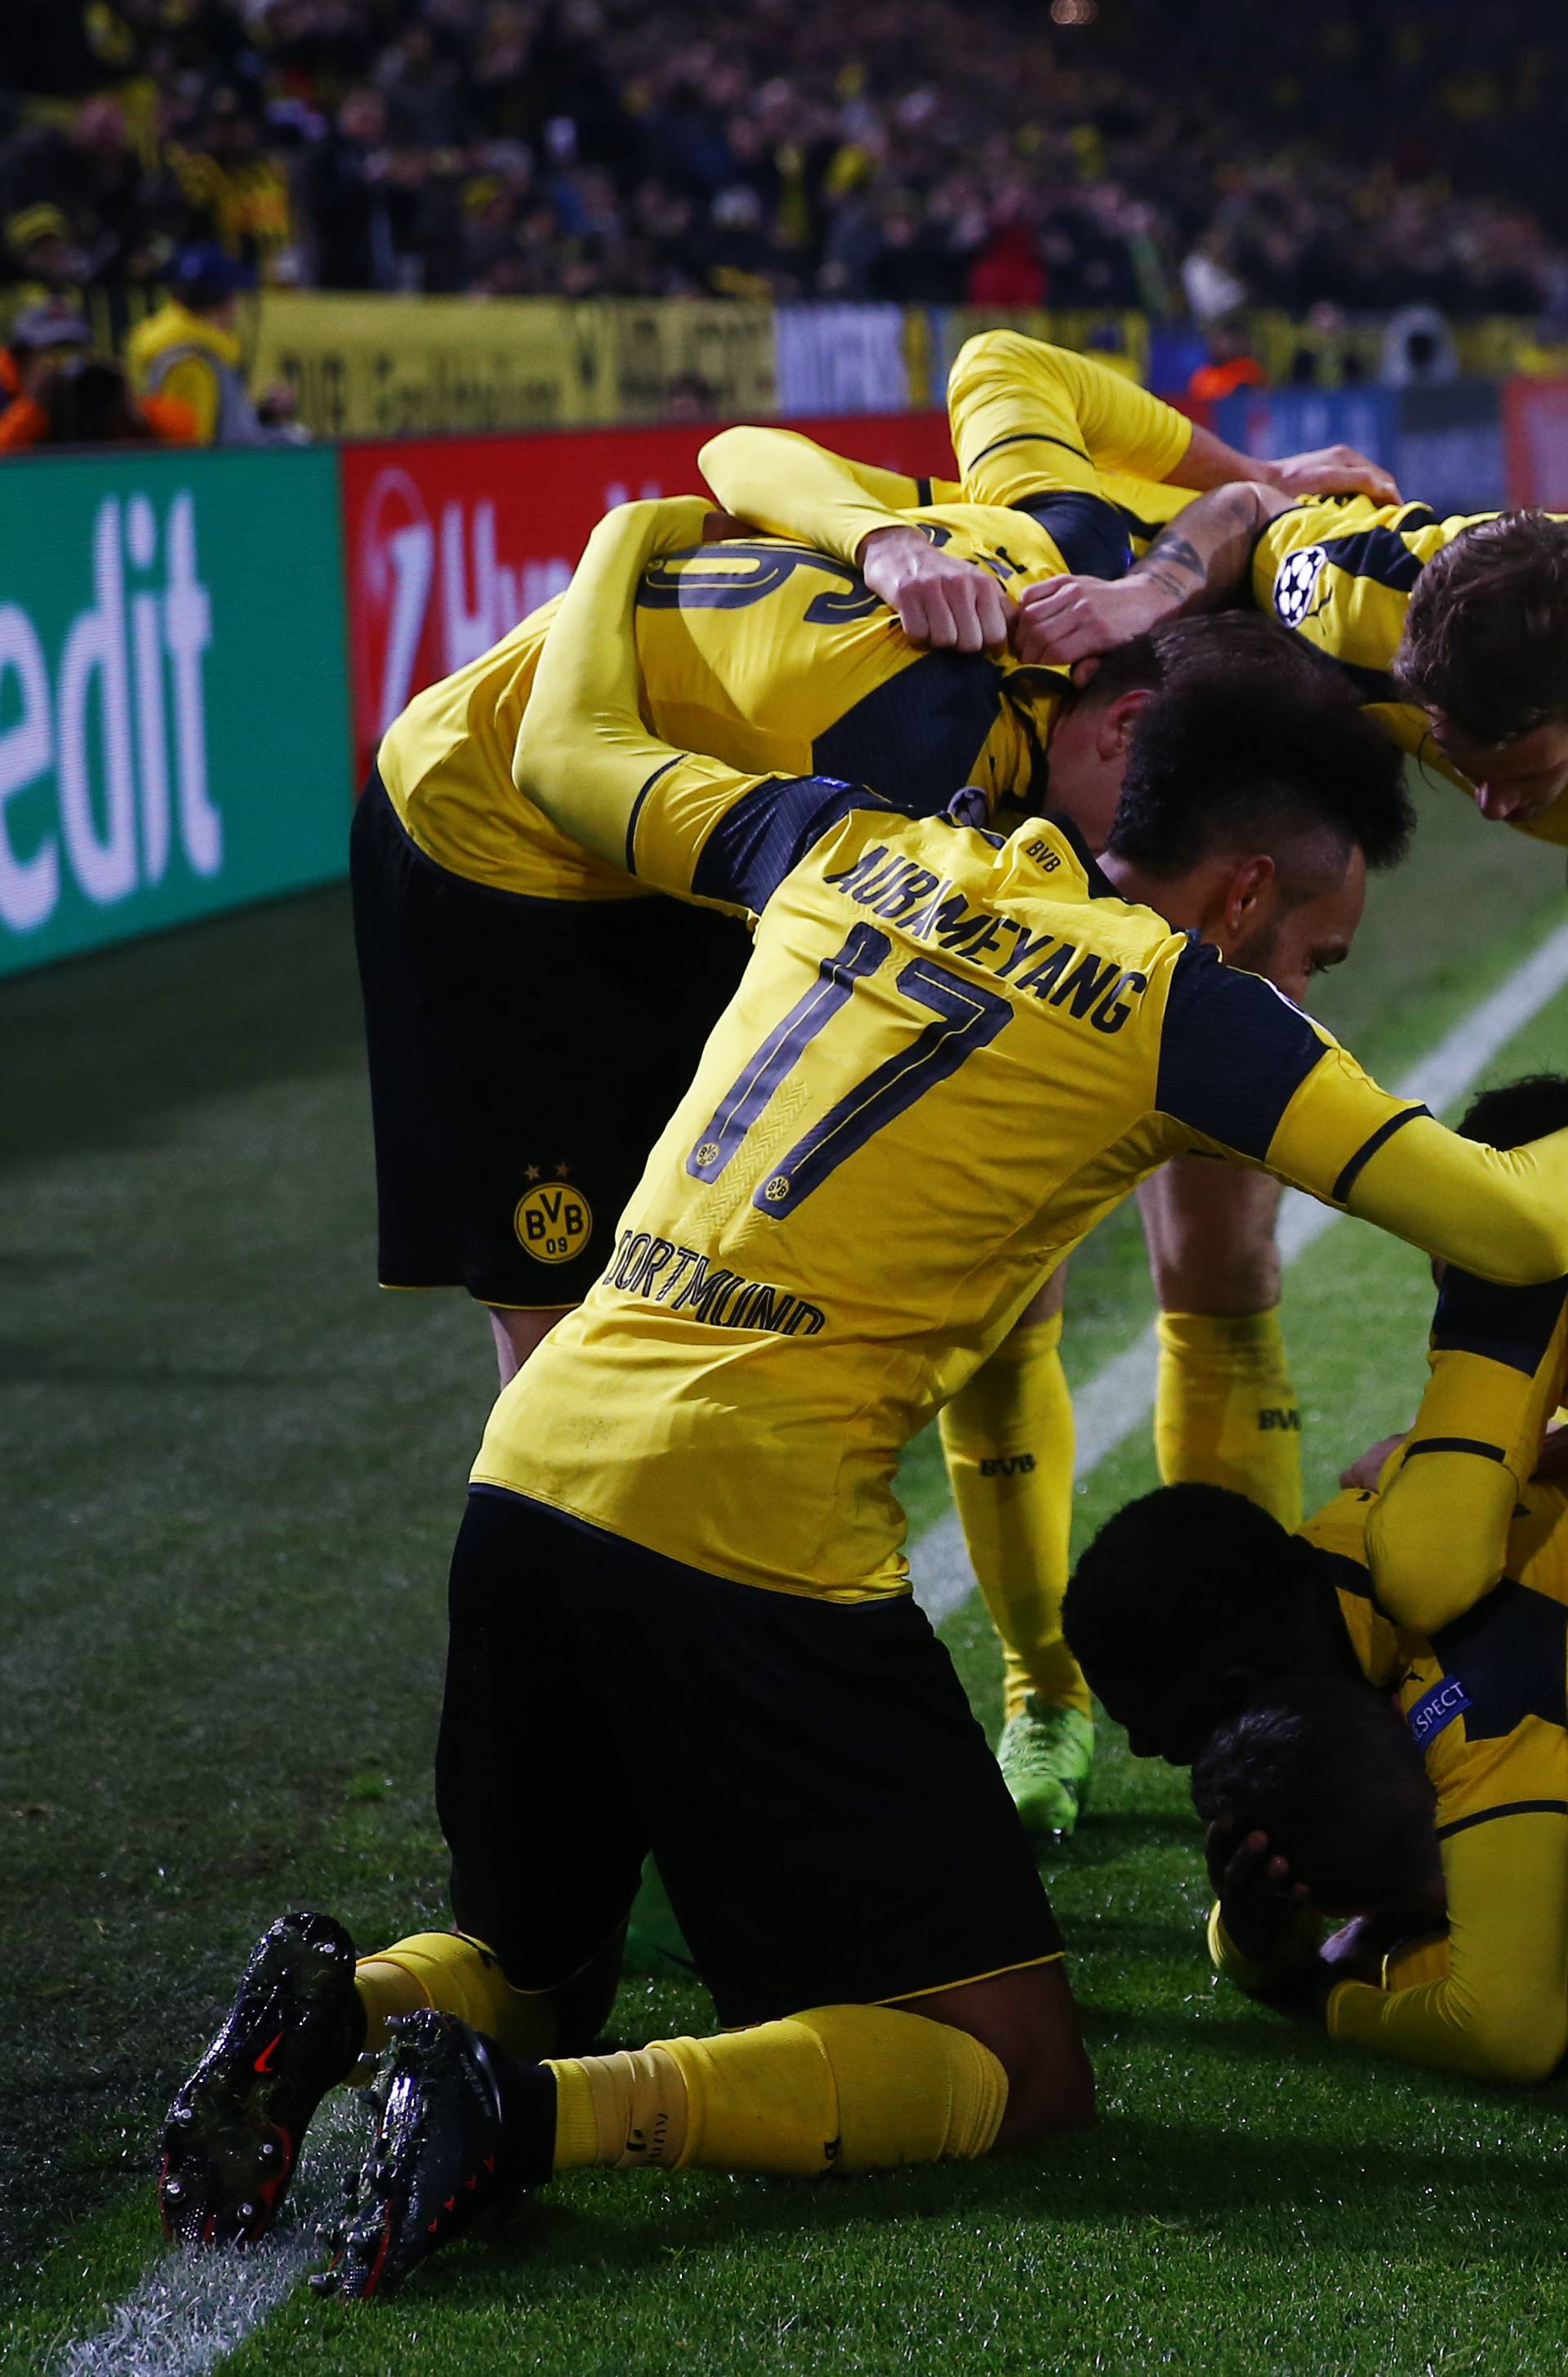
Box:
[3,0,1566,323]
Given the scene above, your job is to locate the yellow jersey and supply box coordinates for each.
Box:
[1253,496,1568,849]
[1297,1484,1568,2083]
[377,521,1058,903]
[378,336,1201,903]
[470,500,1568,1604]
[474,801,1423,1599]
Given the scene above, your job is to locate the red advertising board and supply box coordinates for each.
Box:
[338,412,951,779]
[1503,377,1568,509]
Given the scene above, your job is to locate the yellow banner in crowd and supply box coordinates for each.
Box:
[253,292,776,438]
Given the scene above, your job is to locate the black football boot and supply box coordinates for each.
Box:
[312,2009,557,2299]
[159,1910,366,2247]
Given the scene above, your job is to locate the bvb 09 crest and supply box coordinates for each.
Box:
[514,1181,594,1264]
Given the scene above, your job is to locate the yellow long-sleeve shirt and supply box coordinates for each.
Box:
[956,330,1568,849]
[1212,1483,1568,2084]
[1367,1261,1568,1635]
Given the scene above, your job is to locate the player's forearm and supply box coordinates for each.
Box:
[1207,1901,1320,1996]
[948,330,1191,510]
[1116,481,1283,622]
[1176,421,1288,492]
[699,426,910,567]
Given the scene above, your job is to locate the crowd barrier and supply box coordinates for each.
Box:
[6,373,1568,980]
[251,293,1568,439]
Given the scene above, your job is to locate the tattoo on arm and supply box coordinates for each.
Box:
[1125,484,1267,611]
[1136,532,1205,601]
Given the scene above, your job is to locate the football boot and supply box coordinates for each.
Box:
[998,1699,1096,1844]
[159,1909,365,2247]
[312,2009,555,2300]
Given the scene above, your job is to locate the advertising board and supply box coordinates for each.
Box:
[337,411,951,778]
[0,448,350,978]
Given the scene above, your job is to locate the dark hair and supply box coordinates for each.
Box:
[1394,511,1568,747]
[1459,1071,1568,1151]
[1192,1677,1435,1908]
[1062,1483,1312,1694]
[1083,609,1324,708]
[1102,662,1413,881]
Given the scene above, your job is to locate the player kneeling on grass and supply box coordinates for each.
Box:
[1065,1084,1568,2083]
[162,511,1568,2294]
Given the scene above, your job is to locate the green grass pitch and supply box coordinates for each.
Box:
[4,792,1567,2375]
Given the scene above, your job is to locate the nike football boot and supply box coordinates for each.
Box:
[159,1909,365,2247]
[313,2009,555,2300]
[998,1699,1096,1844]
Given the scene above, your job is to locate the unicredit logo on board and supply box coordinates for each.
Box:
[0,493,218,935]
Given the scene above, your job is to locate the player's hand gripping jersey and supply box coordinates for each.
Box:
[1218,1483,1568,2084]
[473,498,1568,1600]
[375,342,1200,900]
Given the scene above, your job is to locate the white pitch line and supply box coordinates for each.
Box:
[56,2093,372,2377]
[913,913,1568,1623]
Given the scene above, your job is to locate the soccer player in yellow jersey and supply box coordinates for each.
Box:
[1069,1469,1568,2086]
[1067,1073,1568,2086]
[357,333,1393,1839]
[1004,411,1568,844]
[165,501,1568,2291]
[698,336,1401,1829]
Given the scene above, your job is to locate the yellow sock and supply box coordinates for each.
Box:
[940,1315,1085,1721]
[354,1932,558,2062]
[546,2004,1007,2179]
[1154,1307,1302,1531]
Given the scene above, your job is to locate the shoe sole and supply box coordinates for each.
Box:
[160,1911,359,2248]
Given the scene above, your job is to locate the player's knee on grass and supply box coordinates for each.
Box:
[1138,1162,1282,1314]
[898,1961,1096,2144]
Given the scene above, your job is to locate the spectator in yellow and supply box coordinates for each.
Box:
[127,249,300,447]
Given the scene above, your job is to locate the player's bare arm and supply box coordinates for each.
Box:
[1013,484,1284,666]
[1178,426,1401,505]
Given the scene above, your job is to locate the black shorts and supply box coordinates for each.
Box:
[436,1487,1062,2028]
[350,774,750,1308]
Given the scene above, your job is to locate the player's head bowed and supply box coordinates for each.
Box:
[1102,658,1414,887]
[1396,511,1568,823]
[1062,1483,1340,1765]
[1192,1676,1439,1914]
